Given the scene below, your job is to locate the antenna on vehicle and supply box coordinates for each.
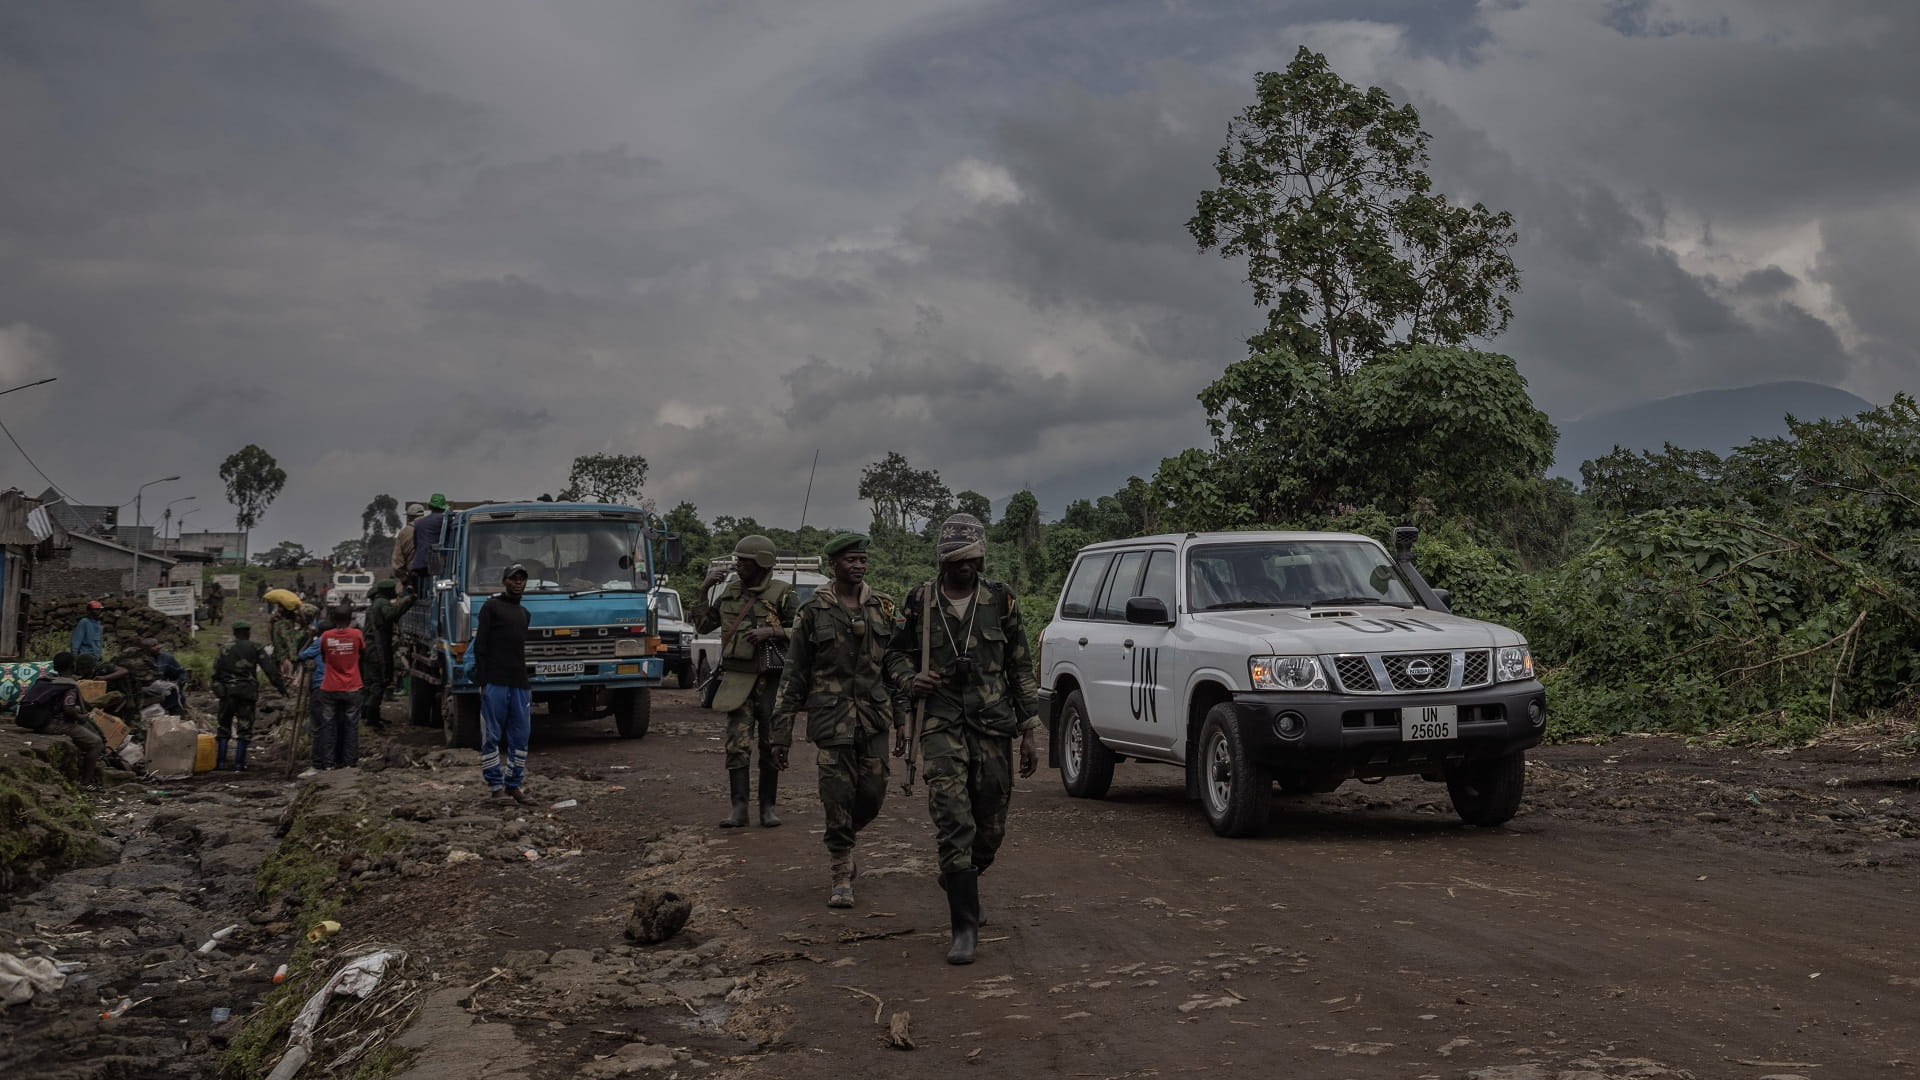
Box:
[793,449,820,586]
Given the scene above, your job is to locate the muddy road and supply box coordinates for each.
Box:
[10,690,1919,1079]
[398,690,1919,1080]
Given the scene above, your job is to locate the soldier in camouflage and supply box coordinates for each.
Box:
[212,620,287,770]
[106,638,164,728]
[360,579,415,727]
[690,534,798,828]
[885,512,1040,964]
[775,532,902,908]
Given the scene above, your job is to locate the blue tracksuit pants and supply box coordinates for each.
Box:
[480,684,532,790]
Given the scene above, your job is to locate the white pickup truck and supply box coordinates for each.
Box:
[1037,527,1547,837]
[325,569,376,611]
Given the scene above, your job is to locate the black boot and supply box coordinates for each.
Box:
[943,869,980,965]
[214,738,229,770]
[719,769,750,828]
[758,766,781,827]
[234,740,250,771]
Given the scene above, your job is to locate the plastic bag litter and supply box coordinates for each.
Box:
[266,947,406,1080]
[1,953,67,1009]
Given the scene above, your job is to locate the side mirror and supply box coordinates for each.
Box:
[434,579,455,593]
[1432,588,1451,608]
[665,536,687,568]
[1125,596,1172,626]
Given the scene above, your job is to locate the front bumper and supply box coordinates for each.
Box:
[1225,680,1547,777]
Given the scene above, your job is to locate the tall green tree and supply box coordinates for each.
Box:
[1189,46,1520,376]
[954,490,993,526]
[219,444,286,564]
[559,453,649,503]
[360,493,401,569]
[858,452,950,534]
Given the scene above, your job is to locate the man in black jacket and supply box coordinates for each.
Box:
[474,563,533,804]
[18,653,106,787]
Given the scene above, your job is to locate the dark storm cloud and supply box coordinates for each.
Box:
[1,0,1916,547]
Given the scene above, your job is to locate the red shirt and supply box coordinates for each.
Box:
[319,628,365,692]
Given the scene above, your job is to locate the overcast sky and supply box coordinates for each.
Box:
[2,0,1915,551]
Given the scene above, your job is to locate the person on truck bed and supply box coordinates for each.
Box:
[475,563,534,805]
[409,494,449,596]
[391,502,426,582]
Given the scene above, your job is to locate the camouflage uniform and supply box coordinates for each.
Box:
[775,578,898,859]
[213,628,286,769]
[689,538,797,827]
[885,579,1040,876]
[885,513,1039,964]
[108,647,161,726]
[360,582,415,723]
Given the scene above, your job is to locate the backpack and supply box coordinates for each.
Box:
[15,678,70,733]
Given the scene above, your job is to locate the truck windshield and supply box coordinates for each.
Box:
[1186,540,1416,611]
[464,520,648,595]
[653,591,683,621]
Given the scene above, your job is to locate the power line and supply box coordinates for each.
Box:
[0,410,83,505]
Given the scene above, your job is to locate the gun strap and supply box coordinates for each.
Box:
[905,580,933,782]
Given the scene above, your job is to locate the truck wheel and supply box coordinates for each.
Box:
[446,692,482,750]
[694,655,711,687]
[676,663,694,690]
[409,677,440,728]
[1197,704,1270,838]
[613,688,651,739]
[1446,751,1526,827]
[1059,690,1115,799]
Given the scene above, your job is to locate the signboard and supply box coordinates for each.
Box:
[215,574,243,592]
[147,587,196,617]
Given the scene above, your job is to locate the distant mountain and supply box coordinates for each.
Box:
[1551,381,1875,479]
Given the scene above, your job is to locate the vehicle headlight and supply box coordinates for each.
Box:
[615,639,644,658]
[1496,645,1534,682]
[1249,655,1327,692]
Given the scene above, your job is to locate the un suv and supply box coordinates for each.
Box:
[1036,528,1547,837]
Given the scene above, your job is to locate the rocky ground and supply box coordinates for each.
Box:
[1,690,1916,1079]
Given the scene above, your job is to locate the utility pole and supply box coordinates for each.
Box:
[132,475,180,591]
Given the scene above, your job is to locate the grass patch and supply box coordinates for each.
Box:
[0,744,98,892]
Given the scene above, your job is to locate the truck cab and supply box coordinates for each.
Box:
[1038,529,1547,837]
[397,501,682,749]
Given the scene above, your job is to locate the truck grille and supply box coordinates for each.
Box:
[1325,650,1496,695]
[526,641,618,660]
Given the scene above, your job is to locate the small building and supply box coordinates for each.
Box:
[0,490,45,658]
[172,529,247,562]
[34,520,179,602]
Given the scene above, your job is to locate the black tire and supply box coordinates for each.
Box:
[1196,704,1270,838]
[446,692,482,750]
[675,662,694,690]
[613,687,651,739]
[694,655,711,687]
[409,675,441,728]
[1446,751,1526,827]
[1058,690,1116,799]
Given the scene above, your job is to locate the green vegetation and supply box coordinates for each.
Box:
[0,743,98,891]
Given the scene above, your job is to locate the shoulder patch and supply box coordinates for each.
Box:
[875,593,897,618]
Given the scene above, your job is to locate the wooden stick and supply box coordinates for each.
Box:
[832,984,886,1025]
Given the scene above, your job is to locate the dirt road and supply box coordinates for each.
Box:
[377,690,1919,1080]
[10,691,1918,1079]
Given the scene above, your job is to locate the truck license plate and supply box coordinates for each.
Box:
[1400,704,1457,742]
[535,661,586,676]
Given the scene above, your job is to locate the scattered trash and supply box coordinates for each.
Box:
[523,849,541,860]
[266,947,409,1080]
[305,920,342,945]
[273,964,290,985]
[549,799,578,810]
[445,850,480,864]
[198,924,243,954]
[100,996,150,1019]
[211,1006,232,1023]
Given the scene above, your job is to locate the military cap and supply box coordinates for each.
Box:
[231,619,252,631]
[824,532,870,558]
[374,578,398,594]
[733,534,778,569]
[405,502,426,517]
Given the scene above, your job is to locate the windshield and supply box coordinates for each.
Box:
[1186,540,1417,610]
[464,519,649,595]
[653,590,683,621]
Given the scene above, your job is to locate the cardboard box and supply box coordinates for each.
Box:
[91,710,130,752]
[78,679,109,705]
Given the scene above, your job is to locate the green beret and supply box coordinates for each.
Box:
[231,619,252,631]
[824,532,870,557]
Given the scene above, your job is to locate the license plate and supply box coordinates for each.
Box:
[535,661,586,676]
[1400,704,1458,742]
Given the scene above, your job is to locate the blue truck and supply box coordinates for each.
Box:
[397,500,685,749]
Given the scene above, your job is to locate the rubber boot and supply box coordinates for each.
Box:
[758,766,782,827]
[828,854,854,909]
[944,869,980,965]
[234,740,250,772]
[214,738,229,770]
[719,769,750,828]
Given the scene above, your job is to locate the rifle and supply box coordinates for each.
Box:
[900,577,931,795]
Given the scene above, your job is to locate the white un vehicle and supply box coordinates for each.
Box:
[1038,527,1547,837]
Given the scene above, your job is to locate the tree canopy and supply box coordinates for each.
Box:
[559,453,649,504]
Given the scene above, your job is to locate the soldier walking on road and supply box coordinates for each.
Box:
[775,533,902,907]
[886,513,1040,964]
[206,580,226,625]
[690,535,797,829]
[360,579,415,727]
[212,620,287,770]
